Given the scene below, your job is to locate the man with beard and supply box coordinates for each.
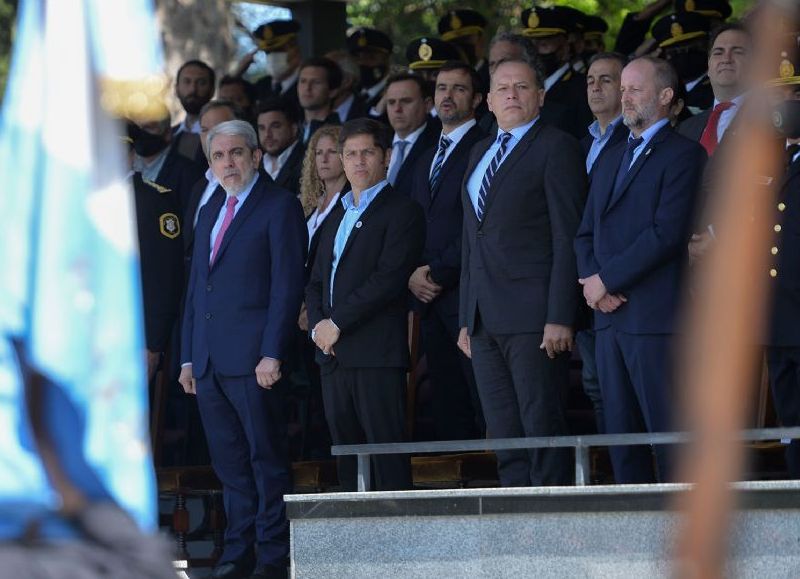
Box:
[408,61,486,441]
[173,60,216,166]
[520,6,593,139]
[346,27,393,116]
[297,57,343,144]
[130,115,205,214]
[575,57,706,484]
[257,97,304,196]
[179,120,306,579]
[652,12,714,114]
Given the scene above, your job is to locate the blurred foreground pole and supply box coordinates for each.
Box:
[674,1,798,577]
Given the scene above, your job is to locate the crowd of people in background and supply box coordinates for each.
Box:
[123,1,800,577]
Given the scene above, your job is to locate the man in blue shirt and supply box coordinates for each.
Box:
[306,119,425,491]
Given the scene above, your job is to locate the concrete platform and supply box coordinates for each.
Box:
[287,481,800,578]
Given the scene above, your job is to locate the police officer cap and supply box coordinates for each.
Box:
[675,0,733,20]
[652,12,711,49]
[347,27,393,54]
[520,6,572,38]
[253,20,300,52]
[406,37,463,70]
[583,15,609,42]
[438,10,488,42]
[768,41,800,87]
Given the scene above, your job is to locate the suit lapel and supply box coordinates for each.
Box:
[210,177,264,270]
[336,185,391,266]
[432,125,481,205]
[480,122,543,221]
[198,188,224,267]
[604,124,671,214]
[275,143,302,187]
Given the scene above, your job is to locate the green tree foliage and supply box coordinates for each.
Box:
[347,0,755,65]
[0,0,17,102]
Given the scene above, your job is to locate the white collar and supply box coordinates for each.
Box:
[440,118,476,147]
[393,122,427,147]
[544,63,571,92]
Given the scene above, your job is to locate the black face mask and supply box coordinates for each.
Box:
[537,52,562,77]
[129,124,169,157]
[774,100,800,140]
[360,65,388,89]
[667,50,708,82]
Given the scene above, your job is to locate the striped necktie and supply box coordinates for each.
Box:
[428,135,452,195]
[476,132,512,221]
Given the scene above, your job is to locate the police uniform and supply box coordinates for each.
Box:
[652,12,714,114]
[347,27,393,111]
[132,173,184,356]
[405,36,464,81]
[520,6,593,139]
[252,19,303,117]
[766,49,800,477]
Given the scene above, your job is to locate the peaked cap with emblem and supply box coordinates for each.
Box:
[438,9,488,42]
[347,27,393,54]
[405,37,463,70]
[583,15,609,41]
[675,0,732,20]
[768,38,800,86]
[652,11,711,48]
[253,19,300,52]
[520,6,572,38]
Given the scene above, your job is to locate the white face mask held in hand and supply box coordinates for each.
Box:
[265,51,291,79]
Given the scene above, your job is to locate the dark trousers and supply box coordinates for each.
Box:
[195,364,291,568]
[577,329,604,433]
[766,346,800,477]
[321,366,412,491]
[595,327,673,484]
[421,307,484,441]
[469,319,572,487]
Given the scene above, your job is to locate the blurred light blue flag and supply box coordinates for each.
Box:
[0,0,165,536]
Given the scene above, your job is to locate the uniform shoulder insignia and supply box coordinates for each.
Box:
[563,70,573,81]
[144,179,172,194]
[159,213,181,239]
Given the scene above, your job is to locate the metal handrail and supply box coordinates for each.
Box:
[331,427,800,491]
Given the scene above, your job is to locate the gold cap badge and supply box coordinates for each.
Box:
[671,22,684,38]
[418,40,433,61]
[528,11,540,29]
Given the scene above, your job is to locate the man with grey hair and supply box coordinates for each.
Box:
[179,119,306,579]
[575,56,706,485]
[326,49,370,122]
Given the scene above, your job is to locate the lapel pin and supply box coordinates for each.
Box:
[355,221,362,228]
[645,148,652,156]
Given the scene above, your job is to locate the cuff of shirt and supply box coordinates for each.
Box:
[181,362,192,368]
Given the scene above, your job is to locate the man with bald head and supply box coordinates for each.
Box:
[575,56,706,484]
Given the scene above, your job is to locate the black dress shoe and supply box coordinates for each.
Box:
[211,557,256,579]
[249,564,288,579]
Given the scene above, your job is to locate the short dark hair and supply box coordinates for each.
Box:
[177,59,216,88]
[436,60,484,96]
[492,56,545,91]
[299,57,343,91]
[587,52,628,72]
[708,21,751,53]
[385,72,433,100]
[338,118,393,153]
[199,99,244,121]
[256,96,300,124]
[633,56,680,94]
[218,75,257,103]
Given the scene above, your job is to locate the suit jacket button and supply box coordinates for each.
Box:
[477,231,484,238]
[205,313,212,320]
[206,284,212,292]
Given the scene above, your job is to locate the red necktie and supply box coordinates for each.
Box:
[210,196,238,265]
[699,101,734,156]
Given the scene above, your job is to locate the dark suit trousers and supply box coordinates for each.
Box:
[767,347,800,478]
[470,318,572,487]
[421,306,484,441]
[195,365,291,568]
[321,366,412,491]
[595,327,673,484]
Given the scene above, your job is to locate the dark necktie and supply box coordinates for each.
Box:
[699,101,734,156]
[428,135,452,195]
[476,132,512,221]
[613,136,644,194]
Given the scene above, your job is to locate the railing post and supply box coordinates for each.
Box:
[357,453,371,492]
[575,443,590,487]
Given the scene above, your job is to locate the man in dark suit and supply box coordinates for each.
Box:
[172,60,216,166]
[384,73,440,196]
[408,62,486,441]
[575,56,706,484]
[458,56,586,487]
[326,50,371,122]
[306,119,425,491]
[179,120,306,579]
[520,6,594,139]
[297,57,343,144]
[256,98,304,196]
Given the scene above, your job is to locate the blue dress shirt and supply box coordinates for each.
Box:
[330,179,387,302]
[466,117,539,217]
[586,116,624,173]
[627,117,670,169]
